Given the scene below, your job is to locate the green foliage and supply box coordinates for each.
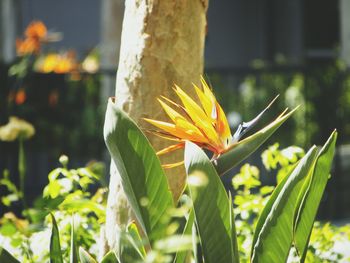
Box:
[233,139,350,263]
[261,143,304,183]
[251,145,319,262]
[101,99,347,263]
[1,96,349,263]
[79,247,98,263]
[0,170,21,206]
[0,157,107,262]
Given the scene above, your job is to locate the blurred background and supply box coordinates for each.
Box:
[1,0,350,220]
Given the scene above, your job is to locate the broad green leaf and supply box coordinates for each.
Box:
[100,251,119,263]
[174,209,195,263]
[117,221,146,262]
[214,107,298,175]
[251,146,318,263]
[127,222,146,258]
[154,235,193,254]
[0,247,19,263]
[70,216,78,263]
[50,213,64,263]
[104,99,174,243]
[229,192,239,263]
[185,141,239,263]
[192,220,199,263]
[79,247,97,263]
[293,130,337,260]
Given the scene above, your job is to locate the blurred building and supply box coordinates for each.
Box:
[2,0,346,66]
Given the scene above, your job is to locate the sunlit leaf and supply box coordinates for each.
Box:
[104,98,174,244]
[251,146,318,262]
[49,213,63,263]
[70,216,78,263]
[100,251,119,263]
[293,130,337,260]
[0,247,19,263]
[185,141,239,263]
[79,247,97,263]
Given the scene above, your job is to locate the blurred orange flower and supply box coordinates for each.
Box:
[16,38,40,56]
[25,21,47,40]
[15,89,27,105]
[48,90,59,107]
[16,20,47,56]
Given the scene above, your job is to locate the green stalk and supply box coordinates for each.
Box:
[18,136,27,208]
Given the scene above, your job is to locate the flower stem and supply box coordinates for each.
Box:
[18,136,27,208]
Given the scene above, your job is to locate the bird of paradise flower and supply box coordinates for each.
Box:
[144,77,285,169]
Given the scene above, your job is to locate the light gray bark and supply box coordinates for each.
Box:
[105,0,208,252]
[99,0,125,259]
[0,0,20,63]
[340,0,350,66]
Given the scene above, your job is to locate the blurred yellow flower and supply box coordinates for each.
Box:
[144,77,231,167]
[34,52,78,74]
[0,116,35,142]
[0,212,29,233]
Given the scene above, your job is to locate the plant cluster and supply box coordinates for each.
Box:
[0,157,106,262]
[1,80,349,263]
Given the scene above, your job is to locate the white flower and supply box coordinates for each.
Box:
[0,116,35,141]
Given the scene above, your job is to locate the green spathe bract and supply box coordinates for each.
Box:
[214,107,298,175]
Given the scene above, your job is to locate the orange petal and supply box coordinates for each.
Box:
[144,118,204,142]
[194,83,213,118]
[158,99,207,142]
[215,102,231,141]
[147,130,183,141]
[162,160,184,169]
[158,98,183,122]
[200,76,216,105]
[156,142,185,155]
[199,77,231,143]
[174,118,207,143]
[144,118,181,137]
[174,85,220,146]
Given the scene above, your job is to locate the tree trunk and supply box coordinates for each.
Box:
[104,0,209,251]
[98,0,125,258]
